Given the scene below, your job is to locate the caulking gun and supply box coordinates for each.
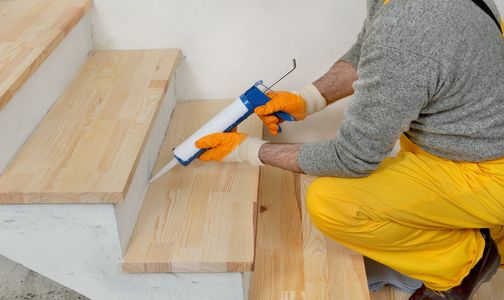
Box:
[149,59,297,183]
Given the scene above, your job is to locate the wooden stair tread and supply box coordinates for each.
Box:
[0,0,92,108]
[0,49,181,204]
[122,100,263,273]
[250,167,370,299]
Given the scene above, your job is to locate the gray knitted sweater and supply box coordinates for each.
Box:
[297,0,504,177]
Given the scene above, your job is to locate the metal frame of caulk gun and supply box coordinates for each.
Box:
[148,59,297,183]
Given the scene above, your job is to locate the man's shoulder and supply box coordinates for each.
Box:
[364,0,463,54]
[375,0,455,20]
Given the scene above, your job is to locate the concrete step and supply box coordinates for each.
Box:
[0,204,247,300]
[0,255,88,300]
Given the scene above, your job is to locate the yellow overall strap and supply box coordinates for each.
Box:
[501,18,504,39]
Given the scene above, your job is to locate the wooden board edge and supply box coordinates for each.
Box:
[0,191,121,204]
[117,49,182,203]
[250,166,262,272]
[122,261,254,273]
[250,116,264,272]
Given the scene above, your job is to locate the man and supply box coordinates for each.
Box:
[195,0,504,299]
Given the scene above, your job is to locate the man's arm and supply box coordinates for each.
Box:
[256,59,358,173]
[313,60,358,105]
[259,44,444,178]
[256,60,358,173]
[259,143,303,173]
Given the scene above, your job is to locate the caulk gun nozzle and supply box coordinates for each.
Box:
[148,158,179,184]
[148,175,159,184]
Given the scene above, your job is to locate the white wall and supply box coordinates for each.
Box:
[91,0,367,100]
[497,0,504,15]
[90,0,504,144]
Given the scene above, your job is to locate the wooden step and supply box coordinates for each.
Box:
[0,0,92,109]
[122,100,263,273]
[249,167,370,299]
[0,49,181,204]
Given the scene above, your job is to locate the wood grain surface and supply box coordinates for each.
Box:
[250,167,370,300]
[251,167,504,299]
[0,0,92,108]
[122,100,263,273]
[0,50,181,204]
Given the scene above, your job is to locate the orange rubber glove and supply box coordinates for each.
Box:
[254,84,327,135]
[255,91,306,135]
[195,132,267,165]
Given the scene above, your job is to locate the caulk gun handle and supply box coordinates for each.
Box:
[271,111,295,134]
[273,111,296,122]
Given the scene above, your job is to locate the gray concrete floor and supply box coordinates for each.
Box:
[0,255,87,300]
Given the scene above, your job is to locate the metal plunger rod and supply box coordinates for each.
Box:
[260,59,297,93]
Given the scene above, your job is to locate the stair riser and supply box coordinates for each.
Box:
[115,82,177,253]
[242,272,252,300]
[0,15,92,175]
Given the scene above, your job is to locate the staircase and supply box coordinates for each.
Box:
[0,1,370,299]
[0,49,180,204]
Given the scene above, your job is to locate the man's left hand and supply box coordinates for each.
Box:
[195,132,267,166]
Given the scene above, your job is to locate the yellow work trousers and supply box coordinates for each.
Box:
[306,135,504,291]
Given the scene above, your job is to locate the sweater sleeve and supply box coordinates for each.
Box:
[297,45,445,177]
[339,0,382,67]
[339,20,367,68]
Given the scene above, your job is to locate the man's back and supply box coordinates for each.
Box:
[365,0,504,161]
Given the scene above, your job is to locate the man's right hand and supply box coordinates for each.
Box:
[254,84,327,135]
[254,91,306,135]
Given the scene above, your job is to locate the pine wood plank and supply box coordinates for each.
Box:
[249,166,305,299]
[250,167,370,300]
[299,174,369,300]
[0,49,181,204]
[122,100,263,273]
[0,0,92,108]
[252,168,504,299]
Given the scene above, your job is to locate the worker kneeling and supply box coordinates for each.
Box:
[195,0,504,299]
